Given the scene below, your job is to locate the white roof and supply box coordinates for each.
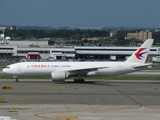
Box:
[9,40,48,46]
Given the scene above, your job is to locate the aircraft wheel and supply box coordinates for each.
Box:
[74,79,85,83]
[83,79,85,83]
[74,79,78,83]
[81,79,85,83]
[15,78,19,82]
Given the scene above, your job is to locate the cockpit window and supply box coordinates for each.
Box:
[6,67,10,69]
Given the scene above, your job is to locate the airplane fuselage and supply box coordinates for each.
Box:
[3,61,142,77]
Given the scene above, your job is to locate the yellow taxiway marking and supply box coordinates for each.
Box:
[57,116,77,120]
[8,108,20,111]
[0,98,4,102]
[2,86,12,90]
[34,114,77,120]
[153,88,160,91]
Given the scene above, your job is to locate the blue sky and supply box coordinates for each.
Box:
[0,0,160,28]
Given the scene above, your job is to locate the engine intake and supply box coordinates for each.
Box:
[51,71,69,82]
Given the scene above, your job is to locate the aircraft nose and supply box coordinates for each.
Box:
[2,68,7,73]
[2,68,6,73]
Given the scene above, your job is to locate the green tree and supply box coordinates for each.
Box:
[48,40,55,45]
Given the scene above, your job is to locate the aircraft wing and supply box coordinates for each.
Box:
[67,66,108,75]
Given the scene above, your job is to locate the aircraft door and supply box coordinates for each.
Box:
[17,65,21,71]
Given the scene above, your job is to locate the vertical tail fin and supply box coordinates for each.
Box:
[126,39,154,63]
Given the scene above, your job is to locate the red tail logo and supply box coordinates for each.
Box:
[135,48,147,60]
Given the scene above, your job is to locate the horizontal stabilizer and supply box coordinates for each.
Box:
[132,63,152,69]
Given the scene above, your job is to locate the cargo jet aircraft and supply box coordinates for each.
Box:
[2,39,153,82]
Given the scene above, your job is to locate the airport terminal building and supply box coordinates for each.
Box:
[0,40,160,61]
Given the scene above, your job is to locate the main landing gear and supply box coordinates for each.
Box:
[74,75,85,83]
[13,76,19,82]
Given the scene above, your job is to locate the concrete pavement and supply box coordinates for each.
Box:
[0,80,160,120]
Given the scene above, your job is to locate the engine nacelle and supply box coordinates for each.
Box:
[51,71,69,82]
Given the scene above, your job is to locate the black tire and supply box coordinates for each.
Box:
[74,79,78,83]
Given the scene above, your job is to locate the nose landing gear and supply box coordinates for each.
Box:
[13,76,19,82]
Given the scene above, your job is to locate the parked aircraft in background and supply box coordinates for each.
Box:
[2,39,153,82]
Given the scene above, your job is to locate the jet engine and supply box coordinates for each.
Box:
[51,71,69,82]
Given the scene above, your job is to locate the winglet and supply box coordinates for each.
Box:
[126,39,154,63]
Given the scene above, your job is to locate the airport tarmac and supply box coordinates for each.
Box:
[0,80,160,120]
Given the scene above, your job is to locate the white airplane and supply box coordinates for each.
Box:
[2,39,153,82]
